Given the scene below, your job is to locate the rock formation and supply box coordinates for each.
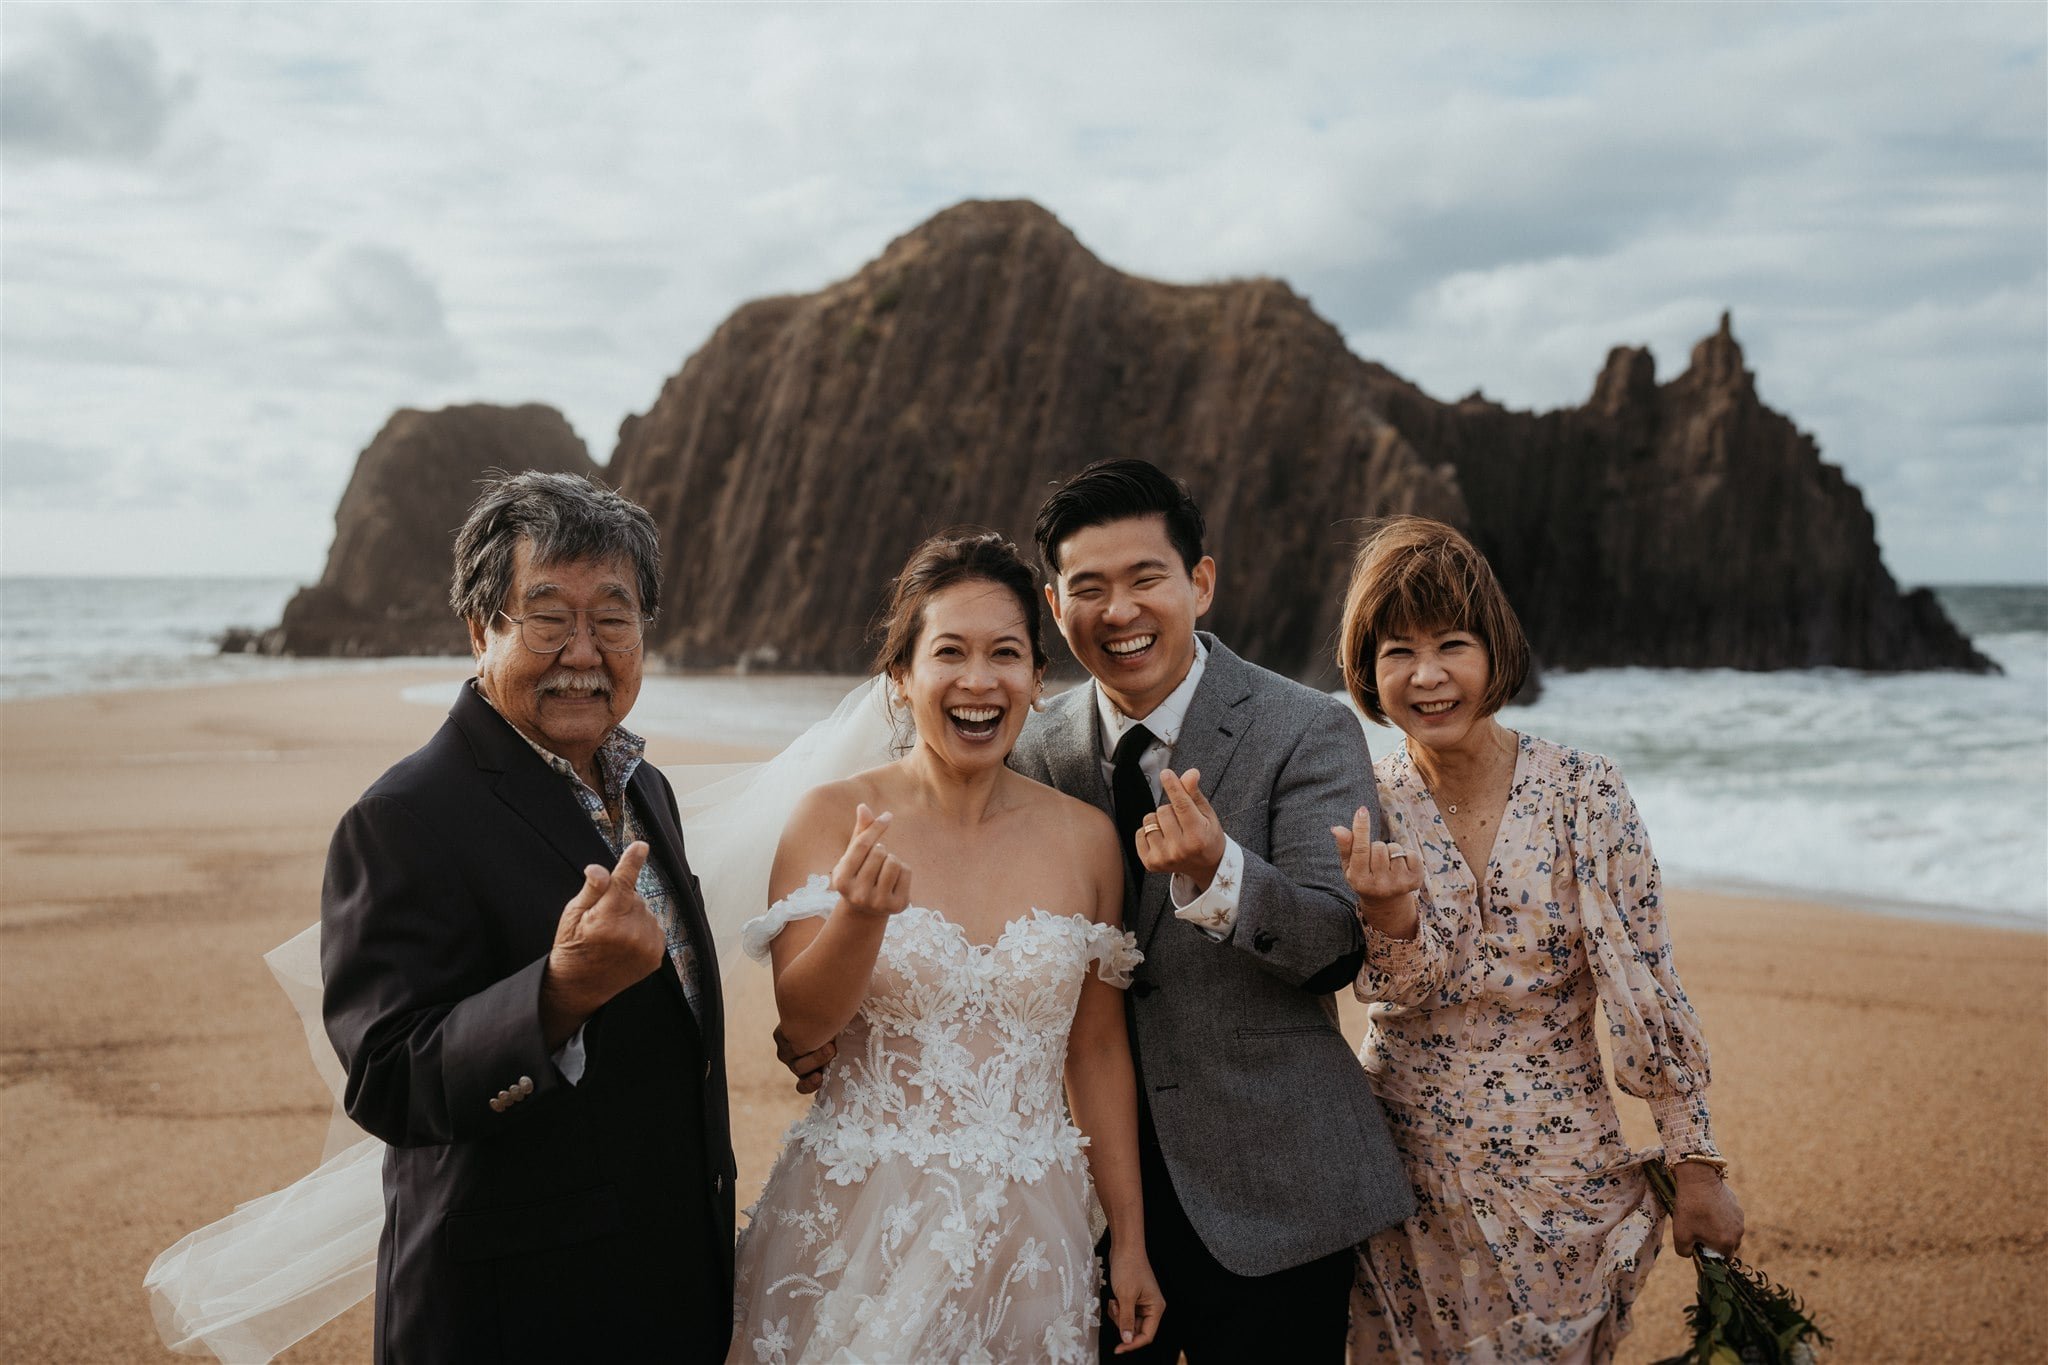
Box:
[258,404,599,656]
[246,198,1992,679]
[608,200,1465,680]
[1355,314,1992,671]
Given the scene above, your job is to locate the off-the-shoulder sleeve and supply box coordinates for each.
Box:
[1082,920,1143,989]
[1569,754,1718,1156]
[740,874,838,963]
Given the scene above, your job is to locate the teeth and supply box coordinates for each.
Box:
[1105,635,1154,657]
[950,707,1000,723]
[1416,701,1456,714]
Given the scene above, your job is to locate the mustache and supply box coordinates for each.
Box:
[536,668,612,697]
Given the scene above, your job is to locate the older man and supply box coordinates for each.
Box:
[320,472,734,1362]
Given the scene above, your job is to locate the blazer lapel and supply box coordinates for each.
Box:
[1138,635,1255,953]
[630,765,720,1050]
[452,683,617,879]
[1043,686,1112,817]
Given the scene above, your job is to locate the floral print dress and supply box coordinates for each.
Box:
[731,876,1142,1365]
[1352,735,1719,1365]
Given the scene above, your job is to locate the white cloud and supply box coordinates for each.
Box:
[0,2,2041,581]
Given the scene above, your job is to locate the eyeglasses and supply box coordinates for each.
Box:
[496,608,648,655]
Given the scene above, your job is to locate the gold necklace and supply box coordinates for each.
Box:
[1419,732,1516,817]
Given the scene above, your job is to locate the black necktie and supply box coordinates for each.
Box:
[1111,723,1158,887]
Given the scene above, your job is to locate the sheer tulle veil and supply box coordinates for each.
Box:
[145,678,898,1361]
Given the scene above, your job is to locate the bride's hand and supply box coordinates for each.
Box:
[830,803,911,920]
[1106,1244,1165,1354]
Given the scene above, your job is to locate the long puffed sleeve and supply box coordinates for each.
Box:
[1352,772,1457,1008]
[1569,753,1718,1155]
[1352,877,1455,1008]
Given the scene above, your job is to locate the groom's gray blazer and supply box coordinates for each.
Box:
[1013,633,1414,1277]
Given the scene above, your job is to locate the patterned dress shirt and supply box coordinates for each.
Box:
[478,692,703,1084]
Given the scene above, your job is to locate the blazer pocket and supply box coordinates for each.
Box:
[1234,1022,1341,1040]
[444,1185,625,1262]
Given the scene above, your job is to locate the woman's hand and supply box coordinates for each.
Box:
[1333,805,1423,938]
[1669,1162,1745,1258]
[830,804,911,920]
[1106,1242,1165,1354]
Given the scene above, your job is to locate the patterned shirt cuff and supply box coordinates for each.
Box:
[1171,837,1243,942]
[552,1025,588,1086]
[1649,1090,1716,1157]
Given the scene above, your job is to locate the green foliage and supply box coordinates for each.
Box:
[1644,1159,1832,1365]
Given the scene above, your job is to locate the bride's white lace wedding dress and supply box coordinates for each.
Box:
[732,877,1140,1365]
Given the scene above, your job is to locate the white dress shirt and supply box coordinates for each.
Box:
[1092,635,1245,940]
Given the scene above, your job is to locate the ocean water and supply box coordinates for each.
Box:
[4,576,2041,928]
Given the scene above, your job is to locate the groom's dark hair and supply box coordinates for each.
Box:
[1033,458,1206,580]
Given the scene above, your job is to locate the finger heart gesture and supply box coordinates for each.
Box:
[832,804,912,919]
[1137,769,1226,887]
[551,840,666,1002]
[1332,807,1423,917]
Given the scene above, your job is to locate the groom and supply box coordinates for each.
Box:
[1010,459,1414,1361]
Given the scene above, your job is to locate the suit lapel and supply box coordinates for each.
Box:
[630,765,720,1051]
[452,683,617,879]
[1138,635,1255,953]
[1043,686,1112,816]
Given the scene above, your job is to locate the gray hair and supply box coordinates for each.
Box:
[449,471,661,625]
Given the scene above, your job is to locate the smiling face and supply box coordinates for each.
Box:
[896,577,1042,772]
[468,540,644,780]
[1046,513,1216,720]
[1373,625,1497,755]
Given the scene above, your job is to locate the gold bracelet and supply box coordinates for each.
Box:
[1672,1152,1731,1178]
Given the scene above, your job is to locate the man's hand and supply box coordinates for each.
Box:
[774,1026,839,1095]
[1137,769,1226,890]
[1333,806,1422,939]
[540,841,665,1048]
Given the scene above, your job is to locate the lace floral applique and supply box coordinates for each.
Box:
[733,878,1132,1363]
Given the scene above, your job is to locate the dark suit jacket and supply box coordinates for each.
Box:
[1011,635,1414,1276]
[321,682,736,1363]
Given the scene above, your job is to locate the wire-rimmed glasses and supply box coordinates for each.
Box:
[496,608,648,655]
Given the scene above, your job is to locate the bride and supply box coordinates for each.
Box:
[731,529,1163,1363]
[146,528,1163,1364]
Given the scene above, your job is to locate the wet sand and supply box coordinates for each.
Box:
[1,672,2041,1363]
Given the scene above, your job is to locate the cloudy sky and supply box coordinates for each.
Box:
[3,2,2042,584]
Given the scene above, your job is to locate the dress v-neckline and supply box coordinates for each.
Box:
[1407,736,1525,888]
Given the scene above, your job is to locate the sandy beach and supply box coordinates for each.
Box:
[1,671,2041,1364]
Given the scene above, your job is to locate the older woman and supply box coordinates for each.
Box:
[1333,518,1743,1364]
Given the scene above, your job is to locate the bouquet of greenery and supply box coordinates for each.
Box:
[1644,1158,1831,1365]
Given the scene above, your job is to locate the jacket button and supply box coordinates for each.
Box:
[1252,930,1277,953]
